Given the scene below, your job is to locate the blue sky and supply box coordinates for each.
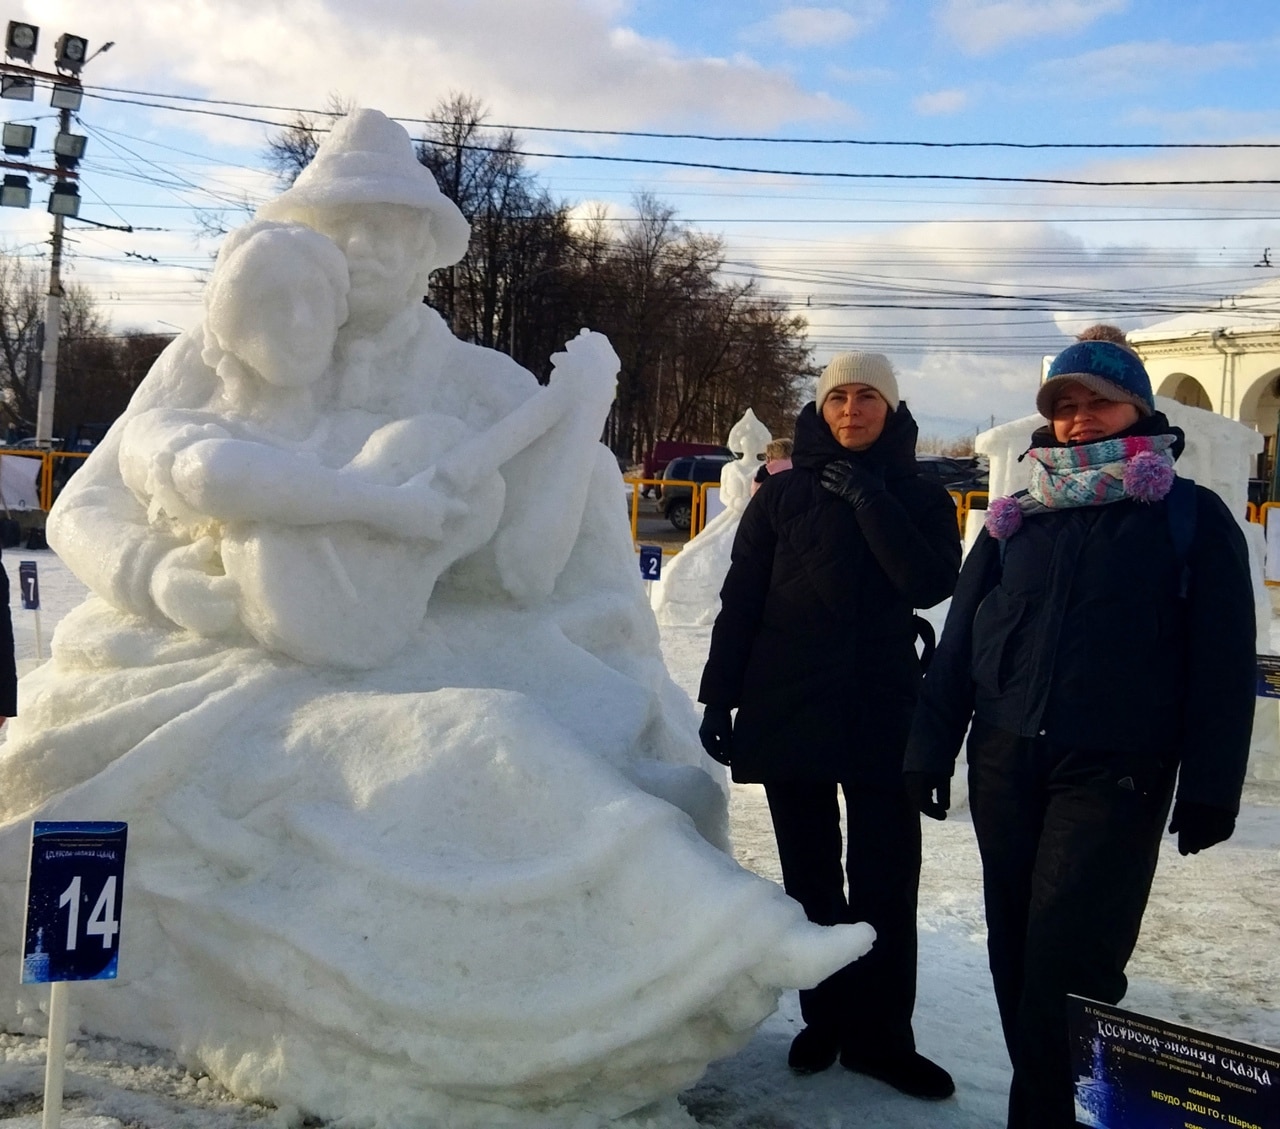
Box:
[1,0,1278,433]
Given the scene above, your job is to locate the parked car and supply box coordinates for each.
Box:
[659,454,733,531]
[916,455,988,498]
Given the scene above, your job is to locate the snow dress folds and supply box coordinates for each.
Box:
[0,109,871,1129]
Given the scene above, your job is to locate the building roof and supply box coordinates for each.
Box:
[1128,277,1280,342]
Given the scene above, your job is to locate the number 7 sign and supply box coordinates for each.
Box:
[23,822,128,983]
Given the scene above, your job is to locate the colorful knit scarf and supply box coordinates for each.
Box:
[985,433,1177,540]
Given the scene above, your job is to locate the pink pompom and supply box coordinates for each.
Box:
[985,495,1024,540]
[1123,451,1175,502]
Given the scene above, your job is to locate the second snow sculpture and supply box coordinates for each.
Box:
[652,408,773,627]
[0,111,871,1129]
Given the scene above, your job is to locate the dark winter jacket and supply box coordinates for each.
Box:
[904,415,1256,813]
[698,401,960,785]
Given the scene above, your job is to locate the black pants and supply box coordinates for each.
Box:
[764,779,921,1057]
[967,720,1175,1129]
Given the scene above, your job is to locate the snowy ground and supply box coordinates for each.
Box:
[1,551,1277,1128]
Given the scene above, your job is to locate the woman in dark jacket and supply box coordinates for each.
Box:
[698,352,960,1098]
[904,340,1256,1129]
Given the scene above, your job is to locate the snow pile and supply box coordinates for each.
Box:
[0,110,872,1129]
[651,410,771,627]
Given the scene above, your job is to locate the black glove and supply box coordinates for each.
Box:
[699,706,733,766]
[904,771,950,821]
[1168,800,1235,856]
[820,460,885,510]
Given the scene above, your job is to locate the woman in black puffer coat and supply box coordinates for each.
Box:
[698,352,960,1098]
[904,339,1256,1129]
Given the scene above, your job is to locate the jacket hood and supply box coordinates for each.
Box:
[792,399,921,478]
[1027,409,1186,461]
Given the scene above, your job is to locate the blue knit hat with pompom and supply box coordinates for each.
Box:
[1036,341,1154,419]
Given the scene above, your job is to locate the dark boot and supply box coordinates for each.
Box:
[788,1025,840,1074]
[840,1049,955,1100]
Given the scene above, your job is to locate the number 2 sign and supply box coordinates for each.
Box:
[23,822,128,983]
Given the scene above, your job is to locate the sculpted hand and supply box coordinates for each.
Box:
[1168,800,1235,856]
[820,460,885,510]
[387,467,470,541]
[150,537,239,636]
[904,771,950,821]
[699,706,734,767]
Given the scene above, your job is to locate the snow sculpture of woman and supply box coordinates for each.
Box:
[652,408,773,627]
[0,110,871,1129]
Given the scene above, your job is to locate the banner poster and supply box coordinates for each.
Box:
[1069,996,1278,1129]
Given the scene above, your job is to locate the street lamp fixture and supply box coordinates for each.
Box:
[50,83,82,111]
[54,33,88,74]
[47,181,79,217]
[0,73,34,100]
[2,121,34,155]
[1,174,30,208]
[5,21,37,64]
[53,130,86,167]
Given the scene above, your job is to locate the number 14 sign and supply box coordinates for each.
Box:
[23,822,128,983]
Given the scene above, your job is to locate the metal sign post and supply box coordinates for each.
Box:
[22,821,128,1129]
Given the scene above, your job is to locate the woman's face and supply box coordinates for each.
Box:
[822,383,889,451]
[1049,381,1141,444]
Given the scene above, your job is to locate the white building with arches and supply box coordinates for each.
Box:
[1127,278,1280,484]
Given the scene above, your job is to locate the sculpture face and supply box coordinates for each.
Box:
[305,203,435,325]
[209,262,344,390]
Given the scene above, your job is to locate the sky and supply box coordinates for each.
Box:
[1,0,1279,436]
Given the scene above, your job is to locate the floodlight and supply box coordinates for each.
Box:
[2,122,35,155]
[5,21,38,63]
[0,74,35,101]
[53,33,88,75]
[50,83,82,111]
[47,181,79,217]
[53,130,86,167]
[1,174,30,208]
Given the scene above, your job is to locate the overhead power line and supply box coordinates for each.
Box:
[80,84,1280,150]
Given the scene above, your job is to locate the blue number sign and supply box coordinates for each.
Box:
[23,822,128,983]
[18,560,38,610]
[639,545,663,582]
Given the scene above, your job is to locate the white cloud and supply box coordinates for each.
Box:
[913,88,970,115]
[937,0,1127,55]
[1032,39,1255,96]
[46,0,849,139]
[742,4,887,49]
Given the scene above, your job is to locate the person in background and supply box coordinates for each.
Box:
[904,340,1256,1128]
[0,551,15,727]
[698,352,960,1099]
[751,437,794,496]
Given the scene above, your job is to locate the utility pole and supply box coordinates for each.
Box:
[33,100,69,445]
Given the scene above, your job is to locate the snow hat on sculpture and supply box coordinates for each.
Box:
[257,108,471,268]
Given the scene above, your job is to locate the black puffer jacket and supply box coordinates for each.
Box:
[698,401,960,785]
[905,414,1257,812]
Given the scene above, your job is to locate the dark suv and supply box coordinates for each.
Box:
[659,454,733,530]
[916,455,988,497]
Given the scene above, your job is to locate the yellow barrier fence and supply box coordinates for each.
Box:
[0,448,90,513]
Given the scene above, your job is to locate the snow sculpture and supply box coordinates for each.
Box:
[0,110,872,1129]
[652,409,773,627]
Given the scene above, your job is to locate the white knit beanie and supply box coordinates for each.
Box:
[815,352,899,412]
